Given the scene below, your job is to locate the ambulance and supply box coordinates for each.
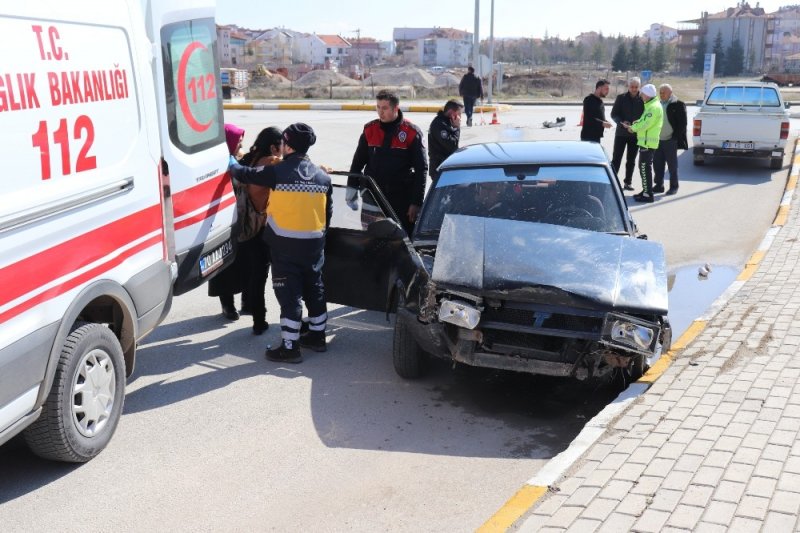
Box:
[0,0,236,461]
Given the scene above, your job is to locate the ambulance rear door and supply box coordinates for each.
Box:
[144,0,235,295]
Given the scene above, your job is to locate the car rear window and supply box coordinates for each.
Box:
[706,86,781,107]
[416,165,626,237]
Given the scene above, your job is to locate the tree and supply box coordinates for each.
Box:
[712,30,725,75]
[629,38,641,70]
[643,38,653,70]
[724,39,744,75]
[692,34,707,73]
[612,41,629,71]
[575,41,585,64]
[653,37,667,71]
[592,42,605,66]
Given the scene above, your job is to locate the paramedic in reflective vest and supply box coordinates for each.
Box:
[350,89,428,236]
[228,123,332,364]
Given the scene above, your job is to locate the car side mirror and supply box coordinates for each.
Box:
[367,218,405,239]
[637,234,648,240]
[785,102,791,109]
[695,99,704,106]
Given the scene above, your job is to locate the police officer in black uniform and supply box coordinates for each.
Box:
[428,99,462,187]
[228,123,332,363]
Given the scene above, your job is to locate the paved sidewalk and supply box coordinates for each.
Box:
[511,182,800,529]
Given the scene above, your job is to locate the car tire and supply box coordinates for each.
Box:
[770,157,783,170]
[393,314,425,379]
[629,354,646,382]
[693,155,705,166]
[24,322,125,463]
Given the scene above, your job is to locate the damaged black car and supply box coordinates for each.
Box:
[324,141,671,382]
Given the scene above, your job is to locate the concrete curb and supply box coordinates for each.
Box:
[477,137,800,533]
[223,102,513,113]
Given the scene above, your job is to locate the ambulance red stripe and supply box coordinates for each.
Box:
[0,234,163,324]
[0,205,163,311]
[171,172,233,221]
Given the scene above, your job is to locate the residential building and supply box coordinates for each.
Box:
[251,28,296,69]
[217,25,247,68]
[644,23,678,42]
[676,3,775,73]
[393,27,473,67]
[293,33,351,66]
[771,5,800,69]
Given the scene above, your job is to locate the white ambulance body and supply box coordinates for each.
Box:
[0,0,235,461]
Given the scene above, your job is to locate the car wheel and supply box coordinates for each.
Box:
[24,322,125,462]
[770,157,783,170]
[393,314,425,379]
[693,155,705,166]
[629,354,645,382]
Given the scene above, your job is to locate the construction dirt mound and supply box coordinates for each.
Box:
[434,73,461,87]
[365,66,436,88]
[294,69,360,88]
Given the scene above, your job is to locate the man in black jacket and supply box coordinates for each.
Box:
[610,77,644,190]
[580,79,612,142]
[428,99,462,186]
[459,66,484,127]
[654,84,688,196]
[350,89,428,235]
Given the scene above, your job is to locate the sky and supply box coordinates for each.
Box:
[217,1,786,41]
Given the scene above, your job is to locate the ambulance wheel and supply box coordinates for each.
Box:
[393,314,425,379]
[24,322,125,462]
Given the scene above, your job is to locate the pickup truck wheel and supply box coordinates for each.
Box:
[23,322,125,463]
[770,157,783,170]
[393,314,425,379]
[693,155,705,166]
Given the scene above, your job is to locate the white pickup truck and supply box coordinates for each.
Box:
[693,81,791,169]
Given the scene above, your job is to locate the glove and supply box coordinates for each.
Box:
[345,186,360,210]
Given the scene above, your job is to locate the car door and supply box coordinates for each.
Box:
[324,175,419,313]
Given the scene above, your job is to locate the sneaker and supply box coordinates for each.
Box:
[265,342,302,364]
[633,192,655,203]
[623,184,635,191]
[221,304,239,321]
[652,185,665,193]
[252,321,269,335]
[299,330,327,353]
[665,187,679,196]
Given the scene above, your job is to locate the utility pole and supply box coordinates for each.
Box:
[487,0,495,104]
[473,0,480,75]
[352,28,365,104]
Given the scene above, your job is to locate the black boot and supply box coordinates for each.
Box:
[220,296,239,321]
[265,341,302,363]
[300,330,327,352]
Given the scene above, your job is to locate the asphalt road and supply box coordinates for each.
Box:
[0,105,792,532]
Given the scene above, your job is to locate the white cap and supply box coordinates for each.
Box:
[641,84,657,98]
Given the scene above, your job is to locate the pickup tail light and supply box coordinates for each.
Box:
[693,119,702,137]
[781,121,790,140]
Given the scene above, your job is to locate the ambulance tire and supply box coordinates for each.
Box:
[24,322,125,463]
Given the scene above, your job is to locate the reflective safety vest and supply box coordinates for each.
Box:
[630,97,664,150]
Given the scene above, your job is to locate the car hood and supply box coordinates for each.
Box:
[430,214,668,314]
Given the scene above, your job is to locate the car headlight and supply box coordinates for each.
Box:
[609,319,655,350]
[438,300,481,329]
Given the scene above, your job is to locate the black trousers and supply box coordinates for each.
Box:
[271,247,327,346]
[654,138,679,190]
[463,96,476,120]
[611,136,638,184]
[638,148,654,195]
[240,231,271,326]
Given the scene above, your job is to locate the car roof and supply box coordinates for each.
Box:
[439,141,609,170]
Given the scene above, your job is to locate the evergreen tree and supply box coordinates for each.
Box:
[692,34,707,73]
[653,37,667,71]
[712,30,725,75]
[724,39,745,75]
[592,42,604,66]
[643,38,653,70]
[612,41,629,71]
[629,38,641,70]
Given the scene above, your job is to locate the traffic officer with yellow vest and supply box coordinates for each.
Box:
[228,123,332,363]
[626,83,664,204]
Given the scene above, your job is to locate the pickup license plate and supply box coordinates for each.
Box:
[723,141,754,150]
[199,239,233,277]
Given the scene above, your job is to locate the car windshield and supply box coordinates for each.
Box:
[415,165,627,238]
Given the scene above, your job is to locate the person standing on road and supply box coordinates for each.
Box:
[610,77,644,191]
[459,66,484,127]
[228,123,332,364]
[350,89,428,236]
[626,83,664,203]
[428,99,462,187]
[580,79,613,143]
[654,84,688,196]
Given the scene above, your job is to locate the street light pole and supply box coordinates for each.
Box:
[473,0,480,75]
[487,0,494,104]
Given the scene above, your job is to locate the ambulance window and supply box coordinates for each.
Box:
[161,18,224,154]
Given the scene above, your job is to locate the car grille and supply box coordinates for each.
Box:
[482,306,604,335]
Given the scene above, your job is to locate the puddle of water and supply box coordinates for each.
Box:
[667,264,739,340]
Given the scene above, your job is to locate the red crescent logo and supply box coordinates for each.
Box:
[177,41,212,133]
